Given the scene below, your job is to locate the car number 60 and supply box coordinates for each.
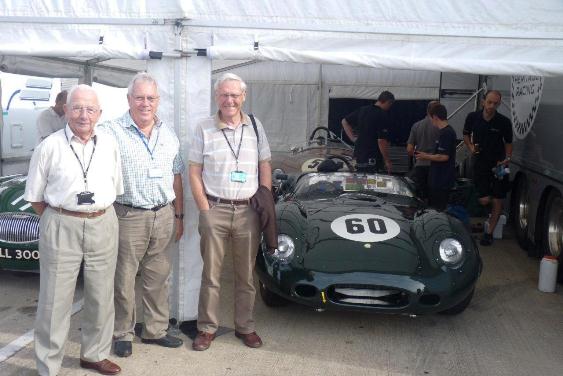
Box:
[331,214,400,242]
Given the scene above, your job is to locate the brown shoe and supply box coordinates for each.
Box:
[192,331,216,351]
[79,359,121,375]
[235,331,263,348]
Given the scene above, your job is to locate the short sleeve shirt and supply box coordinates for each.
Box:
[24,125,124,212]
[188,112,271,200]
[463,110,512,168]
[36,107,66,142]
[407,116,440,167]
[344,105,391,163]
[429,125,457,190]
[100,111,185,208]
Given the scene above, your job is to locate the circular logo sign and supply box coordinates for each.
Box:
[511,75,544,140]
[301,158,324,172]
[330,214,400,242]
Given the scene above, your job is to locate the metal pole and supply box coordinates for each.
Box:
[447,87,485,120]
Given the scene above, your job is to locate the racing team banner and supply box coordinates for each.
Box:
[511,75,544,140]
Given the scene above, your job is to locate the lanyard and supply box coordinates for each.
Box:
[65,128,96,190]
[221,126,244,169]
[133,125,160,160]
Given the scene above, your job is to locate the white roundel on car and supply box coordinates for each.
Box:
[330,214,400,242]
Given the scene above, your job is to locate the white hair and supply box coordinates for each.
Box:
[66,84,99,106]
[127,72,159,96]
[214,72,247,92]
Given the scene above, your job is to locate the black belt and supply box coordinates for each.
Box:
[117,202,169,211]
[206,194,250,206]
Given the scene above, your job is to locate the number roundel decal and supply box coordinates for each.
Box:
[301,158,324,172]
[330,214,400,242]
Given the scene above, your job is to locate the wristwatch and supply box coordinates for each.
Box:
[175,213,184,220]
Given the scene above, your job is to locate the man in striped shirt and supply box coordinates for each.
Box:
[189,73,272,351]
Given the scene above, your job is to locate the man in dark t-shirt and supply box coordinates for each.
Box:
[341,91,395,173]
[463,90,513,246]
[414,104,456,211]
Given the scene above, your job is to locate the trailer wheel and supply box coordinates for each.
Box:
[511,178,530,251]
[542,190,563,282]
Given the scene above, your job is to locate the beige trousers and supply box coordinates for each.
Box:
[113,203,175,341]
[197,203,260,334]
[35,206,118,376]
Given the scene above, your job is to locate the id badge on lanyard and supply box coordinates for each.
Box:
[134,125,163,178]
[148,167,164,178]
[230,170,247,183]
[223,126,247,183]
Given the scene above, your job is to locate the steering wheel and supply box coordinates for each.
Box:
[309,126,339,143]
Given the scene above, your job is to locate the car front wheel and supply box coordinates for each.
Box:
[259,281,289,307]
[439,289,474,315]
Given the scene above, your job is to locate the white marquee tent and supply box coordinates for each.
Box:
[1,0,563,321]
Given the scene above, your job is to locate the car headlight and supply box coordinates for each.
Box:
[272,234,295,263]
[438,238,464,265]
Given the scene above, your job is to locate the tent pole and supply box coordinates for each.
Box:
[0,78,3,176]
[318,64,323,129]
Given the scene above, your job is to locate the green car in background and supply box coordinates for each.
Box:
[0,175,39,271]
[256,168,482,315]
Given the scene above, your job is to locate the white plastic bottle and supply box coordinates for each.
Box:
[538,256,558,293]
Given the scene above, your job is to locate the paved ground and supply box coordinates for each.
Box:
[1,224,562,376]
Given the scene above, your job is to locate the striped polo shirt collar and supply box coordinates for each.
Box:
[214,111,251,130]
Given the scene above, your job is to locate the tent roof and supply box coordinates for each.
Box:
[1,0,563,78]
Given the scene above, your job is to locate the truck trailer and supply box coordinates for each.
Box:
[491,75,563,279]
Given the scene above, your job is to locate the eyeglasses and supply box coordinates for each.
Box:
[71,106,99,115]
[218,93,243,100]
[133,96,160,104]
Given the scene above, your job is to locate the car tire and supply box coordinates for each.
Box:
[511,177,530,252]
[439,289,474,315]
[259,281,289,307]
[541,190,563,282]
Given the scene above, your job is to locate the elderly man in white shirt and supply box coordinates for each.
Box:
[24,85,123,376]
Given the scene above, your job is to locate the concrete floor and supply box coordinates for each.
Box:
[1,226,562,376]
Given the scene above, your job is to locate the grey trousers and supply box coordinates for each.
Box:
[197,203,260,334]
[113,203,175,341]
[35,206,118,376]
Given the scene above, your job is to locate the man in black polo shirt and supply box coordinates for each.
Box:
[341,91,395,173]
[463,90,513,246]
[414,104,457,211]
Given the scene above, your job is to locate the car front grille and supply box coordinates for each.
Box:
[328,284,409,307]
[0,212,40,244]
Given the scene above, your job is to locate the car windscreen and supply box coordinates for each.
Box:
[293,172,414,200]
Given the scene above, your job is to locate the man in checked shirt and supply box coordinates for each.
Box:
[101,72,185,358]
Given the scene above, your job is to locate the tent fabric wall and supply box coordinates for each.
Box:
[214,61,443,146]
[170,31,212,321]
[0,0,188,18]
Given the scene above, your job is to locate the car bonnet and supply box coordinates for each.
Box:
[280,196,422,274]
